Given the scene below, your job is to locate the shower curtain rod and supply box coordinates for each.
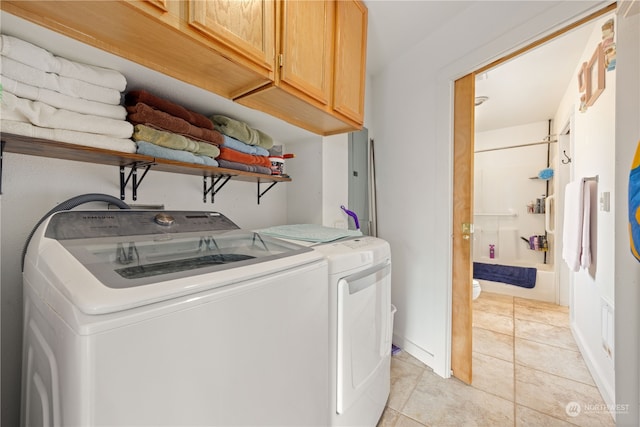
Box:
[474,139,557,153]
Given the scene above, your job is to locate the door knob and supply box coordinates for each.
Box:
[461,223,474,240]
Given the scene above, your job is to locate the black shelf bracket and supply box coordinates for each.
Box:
[257,180,278,205]
[120,162,153,201]
[203,175,232,203]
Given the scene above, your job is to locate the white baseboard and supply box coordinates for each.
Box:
[571,322,616,421]
[392,334,447,377]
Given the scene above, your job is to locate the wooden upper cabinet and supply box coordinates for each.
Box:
[188,0,275,77]
[333,0,367,124]
[236,0,367,135]
[279,0,334,106]
[0,0,368,136]
[0,0,272,99]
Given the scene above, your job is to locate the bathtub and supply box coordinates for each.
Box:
[473,257,556,303]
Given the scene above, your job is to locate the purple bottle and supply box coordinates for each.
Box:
[489,244,495,259]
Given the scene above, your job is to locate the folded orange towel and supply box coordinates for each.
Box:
[217,146,271,168]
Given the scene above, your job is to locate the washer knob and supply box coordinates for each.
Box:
[154,213,175,226]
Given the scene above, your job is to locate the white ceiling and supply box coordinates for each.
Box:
[365,0,600,133]
[365,1,474,75]
[473,23,596,132]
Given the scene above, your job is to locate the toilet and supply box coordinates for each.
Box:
[472,279,482,300]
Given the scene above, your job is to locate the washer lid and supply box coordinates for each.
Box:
[59,228,315,289]
[27,211,326,316]
[33,210,315,287]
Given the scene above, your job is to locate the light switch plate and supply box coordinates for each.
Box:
[600,191,610,212]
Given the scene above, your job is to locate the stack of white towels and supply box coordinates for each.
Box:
[0,34,136,152]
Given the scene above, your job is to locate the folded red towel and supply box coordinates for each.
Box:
[127,103,223,145]
[125,90,213,129]
[218,146,271,168]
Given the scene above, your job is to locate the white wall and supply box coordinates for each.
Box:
[321,134,350,228]
[286,137,324,225]
[552,13,617,408]
[288,132,351,229]
[614,3,640,425]
[371,0,614,380]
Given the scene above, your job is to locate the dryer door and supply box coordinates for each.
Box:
[336,260,391,414]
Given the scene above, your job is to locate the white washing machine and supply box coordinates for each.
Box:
[21,210,330,426]
[311,236,393,427]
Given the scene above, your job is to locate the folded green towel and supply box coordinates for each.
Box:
[132,125,220,158]
[211,114,274,149]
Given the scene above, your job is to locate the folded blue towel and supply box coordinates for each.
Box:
[136,141,218,166]
[221,134,270,156]
[473,262,537,288]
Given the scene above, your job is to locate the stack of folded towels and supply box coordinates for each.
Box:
[210,115,274,175]
[0,34,136,152]
[125,89,222,166]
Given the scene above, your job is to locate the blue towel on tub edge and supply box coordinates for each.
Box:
[473,262,537,289]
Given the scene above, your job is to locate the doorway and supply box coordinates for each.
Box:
[450,3,616,384]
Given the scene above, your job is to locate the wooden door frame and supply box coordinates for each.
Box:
[450,3,616,385]
[451,74,475,384]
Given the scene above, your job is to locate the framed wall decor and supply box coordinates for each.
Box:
[585,42,605,107]
[577,61,587,92]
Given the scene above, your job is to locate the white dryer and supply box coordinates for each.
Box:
[311,236,393,427]
[21,210,330,426]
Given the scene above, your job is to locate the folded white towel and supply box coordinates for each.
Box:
[1,55,121,105]
[0,35,127,91]
[2,91,133,139]
[1,75,127,120]
[1,119,137,153]
[562,180,584,272]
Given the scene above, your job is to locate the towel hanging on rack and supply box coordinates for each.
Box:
[562,177,597,271]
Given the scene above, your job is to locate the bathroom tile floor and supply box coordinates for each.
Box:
[378,292,614,427]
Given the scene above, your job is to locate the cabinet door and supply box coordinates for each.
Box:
[333,0,367,124]
[142,0,169,12]
[279,0,334,106]
[189,0,275,75]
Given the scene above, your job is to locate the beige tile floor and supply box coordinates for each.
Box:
[378,292,615,427]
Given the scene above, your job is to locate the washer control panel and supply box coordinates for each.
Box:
[45,211,240,239]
